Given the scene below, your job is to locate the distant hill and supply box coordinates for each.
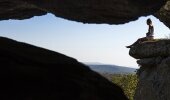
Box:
[85,64,137,74]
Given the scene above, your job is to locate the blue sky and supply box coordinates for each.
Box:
[0,14,169,68]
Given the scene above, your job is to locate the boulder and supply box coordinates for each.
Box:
[0,37,128,100]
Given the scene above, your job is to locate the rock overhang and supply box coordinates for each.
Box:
[129,40,170,68]
[0,0,169,27]
[129,40,170,59]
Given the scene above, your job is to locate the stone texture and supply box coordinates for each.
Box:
[129,39,170,100]
[0,0,167,24]
[129,40,170,59]
[154,0,170,28]
[134,58,170,100]
[0,0,47,20]
[0,37,128,100]
[137,57,163,67]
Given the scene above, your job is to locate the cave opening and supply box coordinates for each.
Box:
[0,14,169,69]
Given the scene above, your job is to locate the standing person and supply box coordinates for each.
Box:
[126,18,154,48]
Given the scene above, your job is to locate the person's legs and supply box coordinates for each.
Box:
[147,36,154,41]
[126,37,148,48]
[139,37,148,43]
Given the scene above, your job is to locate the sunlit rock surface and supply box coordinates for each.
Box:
[0,37,128,100]
[129,39,170,100]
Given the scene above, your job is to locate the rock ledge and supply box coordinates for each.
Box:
[129,39,170,100]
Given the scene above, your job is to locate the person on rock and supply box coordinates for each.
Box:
[126,18,154,48]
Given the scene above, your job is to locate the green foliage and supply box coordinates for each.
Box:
[111,74,138,100]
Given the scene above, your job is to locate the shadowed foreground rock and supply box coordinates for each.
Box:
[129,40,170,100]
[0,37,128,100]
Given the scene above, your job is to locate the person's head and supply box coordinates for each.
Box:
[146,18,152,25]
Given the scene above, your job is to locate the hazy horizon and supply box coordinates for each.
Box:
[0,14,169,68]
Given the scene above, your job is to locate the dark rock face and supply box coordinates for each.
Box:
[0,37,128,100]
[0,0,167,24]
[154,1,170,28]
[129,40,170,100]
[0,0,47,20]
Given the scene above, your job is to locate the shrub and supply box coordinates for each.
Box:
[111,74,138,100]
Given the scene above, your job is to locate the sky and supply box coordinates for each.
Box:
[0,14,169,68]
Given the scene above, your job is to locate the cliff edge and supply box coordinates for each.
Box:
[129,39,170,100]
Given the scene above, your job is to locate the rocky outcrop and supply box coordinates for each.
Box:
[0,37,128,100]
[0,0,167,25]
[129,40,170,100]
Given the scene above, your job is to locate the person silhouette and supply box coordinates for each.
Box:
[126,18,154,48]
